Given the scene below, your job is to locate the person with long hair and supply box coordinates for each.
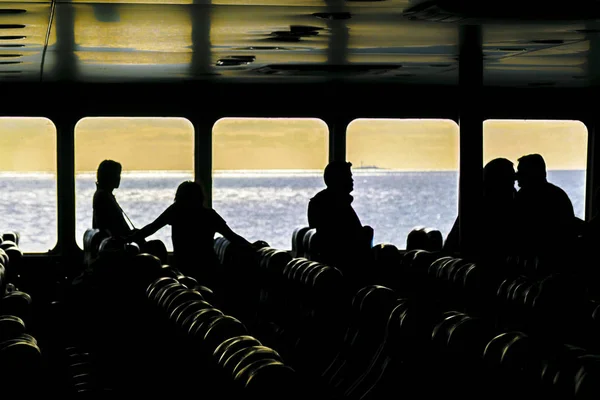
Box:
[126,180,252,283]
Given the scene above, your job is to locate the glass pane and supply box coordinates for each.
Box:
[75,117,194,250]
[346,118,459,248]
[483,119,587,219]
[0,117,57,252]
[212,117,328,250]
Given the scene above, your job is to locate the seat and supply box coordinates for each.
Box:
[292,226,310,258]
[406,227,428,250]
[214,336,262,366]
[302,229,319,261]
[0,315,26,342]
[1,231,19,246]
[0,291,32,325]
[243,362,300,400]
[172,299,211,326]
[203,316,249,353]
[425,228,443,251]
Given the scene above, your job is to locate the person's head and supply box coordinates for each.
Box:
[483,158,516,196]
[324,161,354,193]
[516,154,547,189]
[175,181,206,208]
[97,160,122,190]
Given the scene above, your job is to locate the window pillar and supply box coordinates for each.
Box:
[327,115,351,162]
[52,115,79,256]
[458,25,484,256]
[192,117,216,207]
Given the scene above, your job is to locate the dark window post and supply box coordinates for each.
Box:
[458,25,484,256]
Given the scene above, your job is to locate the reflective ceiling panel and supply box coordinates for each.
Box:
[0,0,593,86]
[0,3,51,81]
[44,3,195,80]
[59,0,411,8]
[483,22,593,87]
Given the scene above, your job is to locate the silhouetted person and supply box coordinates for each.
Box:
[444,158,517,256]
[308,161,373,277]
[514,154,575,254]
[93,160,132,238]
[127,181,251,285]
[92,160,168,262]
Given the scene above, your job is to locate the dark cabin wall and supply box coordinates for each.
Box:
[2,81,595,119]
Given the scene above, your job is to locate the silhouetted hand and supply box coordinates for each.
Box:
[251,240,269,250]
[122,229,139,244]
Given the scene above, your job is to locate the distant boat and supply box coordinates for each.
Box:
[355,161,383,169]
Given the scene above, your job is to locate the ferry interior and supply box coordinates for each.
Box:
[3,0,600,398]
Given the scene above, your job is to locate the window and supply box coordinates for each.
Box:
[0,118,57,252]
[483,120,587,219]
[346,119,459,248]
[75,117,194,250]
[212,118,329,250]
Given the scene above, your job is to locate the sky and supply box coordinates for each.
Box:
[0,116,588,172]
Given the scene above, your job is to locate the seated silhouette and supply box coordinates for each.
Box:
[308,161,373,275]
[92,160,133,238]
[444,157,516,256]
[92,159,167,262]
[127,181,251,285]
[513,153,576,254]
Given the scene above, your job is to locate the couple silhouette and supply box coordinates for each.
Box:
[92,160,252,283]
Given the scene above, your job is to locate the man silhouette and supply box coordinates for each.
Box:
[308,161,373,275]
[514,153,575,254]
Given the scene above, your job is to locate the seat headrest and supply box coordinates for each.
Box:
[98,237,126,255]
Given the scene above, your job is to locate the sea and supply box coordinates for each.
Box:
[0,169,587,252]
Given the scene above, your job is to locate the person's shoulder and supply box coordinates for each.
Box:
[93,189,110,205]
[547,182,570,198]
[206,207,222,219]
[205,207,227,226]
[309,189,328,204]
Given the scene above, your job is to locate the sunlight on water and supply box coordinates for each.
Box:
[0,170,587,252]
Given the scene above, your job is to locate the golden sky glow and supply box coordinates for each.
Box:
[483,120,588,170]
[347,119,459,171]
[213,118,329,170]
[75,117,194,172]
[0,118,56,172]
[0,117,589,172]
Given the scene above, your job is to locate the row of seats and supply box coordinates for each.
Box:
[0,232,43,397]
[146,271,303,399]
[292,226,443,262]
[4,222,596,398]
[213,233,600,399]
[59,245,315,397]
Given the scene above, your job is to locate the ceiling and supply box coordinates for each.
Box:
[1,0,600,87]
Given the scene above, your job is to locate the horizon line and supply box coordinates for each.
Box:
[0,168,588,175]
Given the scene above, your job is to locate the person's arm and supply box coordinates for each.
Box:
[443,216,460,253]
[308,199,318,229]
[212,210,252,247]
[127,205,172,243]
[220,224,252,247]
